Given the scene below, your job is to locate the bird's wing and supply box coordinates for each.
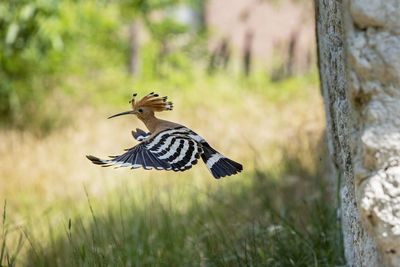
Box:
[185,129,243,179]
[87,127,203,171]
[131,128,151,141]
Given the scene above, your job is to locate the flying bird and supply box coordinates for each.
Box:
[86,92,243,179]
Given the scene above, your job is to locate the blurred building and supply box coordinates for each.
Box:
[205,0,315,76]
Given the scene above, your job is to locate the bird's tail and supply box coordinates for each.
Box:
[200,143,243,179]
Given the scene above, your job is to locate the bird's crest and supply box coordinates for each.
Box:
[130,92,173,112]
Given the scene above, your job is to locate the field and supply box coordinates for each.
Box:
[0,1,345,265]
[0,71,344,266]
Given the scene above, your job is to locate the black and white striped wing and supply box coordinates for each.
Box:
[185,129,243,179]
[87,127,203,171]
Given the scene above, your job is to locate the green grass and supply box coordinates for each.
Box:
[1,143,344,267]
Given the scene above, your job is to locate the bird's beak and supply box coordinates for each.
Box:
[108,110,137,119]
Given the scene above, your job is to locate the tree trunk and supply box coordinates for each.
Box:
[315,0,400,266]
[129,21,140,76]
[243,30,253,77]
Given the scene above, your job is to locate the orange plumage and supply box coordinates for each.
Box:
[131,92,173,113]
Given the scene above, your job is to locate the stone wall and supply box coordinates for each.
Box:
[345,0,400,266]
[315,0,386,266]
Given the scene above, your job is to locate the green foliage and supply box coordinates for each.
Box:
[0,0,202,133]
[0,0,62,130]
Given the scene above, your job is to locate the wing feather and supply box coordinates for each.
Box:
[87,127,202,172]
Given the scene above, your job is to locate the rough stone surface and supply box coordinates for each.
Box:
[345,0,400,265]
[315,0,382,266]
[317,0,400,265]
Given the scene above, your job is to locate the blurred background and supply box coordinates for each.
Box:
[0,0,344,266]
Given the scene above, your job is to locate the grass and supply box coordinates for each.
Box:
[1,142,345,266]
[11,148,344,267]
[0,70,344,266]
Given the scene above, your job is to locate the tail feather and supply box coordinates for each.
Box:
[200,144,243,179]
[86,155,112,167]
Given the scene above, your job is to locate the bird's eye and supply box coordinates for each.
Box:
[138,108,143,113]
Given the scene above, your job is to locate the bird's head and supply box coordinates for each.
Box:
[108,92,173,121]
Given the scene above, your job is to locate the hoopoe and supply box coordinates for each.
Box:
[86,92,243,179]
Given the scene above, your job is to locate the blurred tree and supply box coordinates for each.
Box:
[0,0,63,127]
[285,31,298,77]
[128,22,140,76]
[243,30,253,77]
[0,0,208,132]
[208,38,231,74]
[119,0,208,78]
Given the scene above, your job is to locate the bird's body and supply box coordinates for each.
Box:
[87,92,242,179]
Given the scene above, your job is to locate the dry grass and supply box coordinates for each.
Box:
[0,85,324,201]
